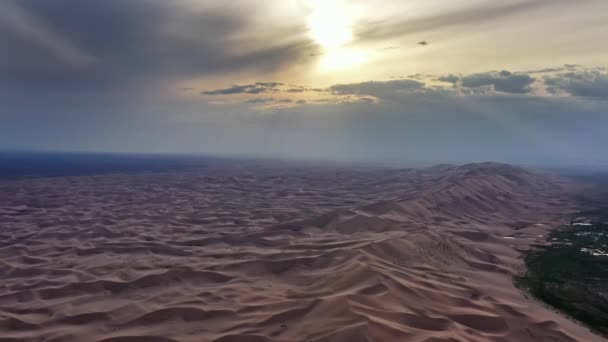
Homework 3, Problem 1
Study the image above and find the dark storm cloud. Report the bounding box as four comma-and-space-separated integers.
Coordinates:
355, 1, 565, 43
0, 0, 311, 90
545, 71, 608, 99
460, 71, 535, 94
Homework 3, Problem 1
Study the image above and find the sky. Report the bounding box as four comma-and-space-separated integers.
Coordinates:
1, 0, 608, 165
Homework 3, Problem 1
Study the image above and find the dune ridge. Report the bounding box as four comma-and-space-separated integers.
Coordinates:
0, 162, 603, 341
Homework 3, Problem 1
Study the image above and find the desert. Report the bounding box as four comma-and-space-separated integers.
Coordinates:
1, 159, 605, 341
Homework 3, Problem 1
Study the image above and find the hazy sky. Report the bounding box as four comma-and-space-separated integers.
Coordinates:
1, 0, 608, 165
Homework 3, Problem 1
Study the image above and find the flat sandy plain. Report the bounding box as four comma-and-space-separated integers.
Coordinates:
0, 160, 604, 341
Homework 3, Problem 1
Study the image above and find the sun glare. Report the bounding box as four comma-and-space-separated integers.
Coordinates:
307, 0, 352, 49
320, 48, 367, 71
306, 0, 367, 71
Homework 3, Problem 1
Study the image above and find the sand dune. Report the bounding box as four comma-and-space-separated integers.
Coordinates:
0, 162, 604, 341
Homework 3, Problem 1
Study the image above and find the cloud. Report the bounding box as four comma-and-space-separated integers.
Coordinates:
0, 0, 312, 90
203, 83, 328, 97
527, 67, 564, 74
460, 71, 535, 94
438, 75, 459, 84
0, 1, 97, 67
330, 79, 425, 97
325, 72, 536, 100
355, 1, 566, 43
245, 97, 277, 104
244, 97, 293, 106
202, 83, 283, 95
545, 71, 608, 99
203, 69, 608, 106
255, 82, 285, 87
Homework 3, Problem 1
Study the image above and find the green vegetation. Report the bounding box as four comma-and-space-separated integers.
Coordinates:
517, 210, 608, 336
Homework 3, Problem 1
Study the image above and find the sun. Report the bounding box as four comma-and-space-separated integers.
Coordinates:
305, 0, 367, 71
307, 0, 353, 49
